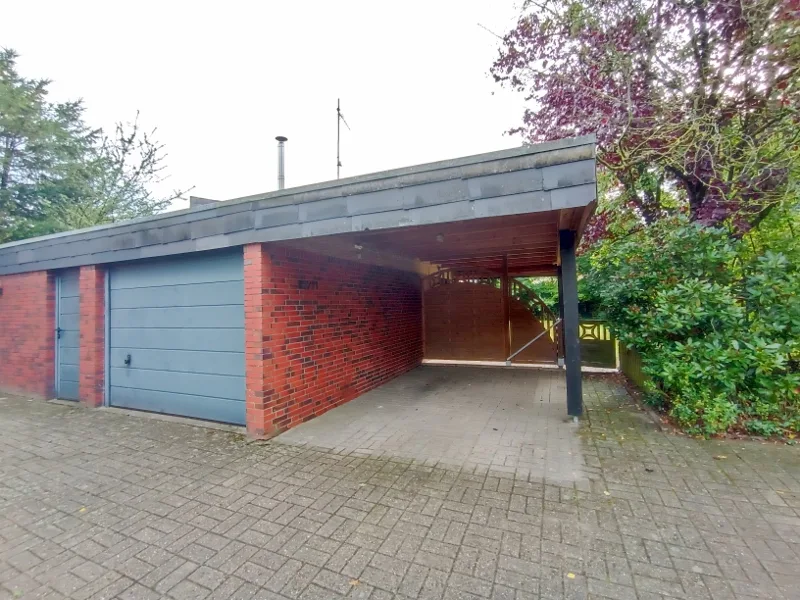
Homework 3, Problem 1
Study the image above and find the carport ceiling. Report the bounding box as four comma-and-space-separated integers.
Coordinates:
290, 207, 589, 276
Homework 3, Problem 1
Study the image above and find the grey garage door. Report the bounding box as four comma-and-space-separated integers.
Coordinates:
108, 250, 246, 425
55, 269, 80, 400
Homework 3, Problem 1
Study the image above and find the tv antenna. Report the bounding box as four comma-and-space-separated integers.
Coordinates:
337, 98, 351, 179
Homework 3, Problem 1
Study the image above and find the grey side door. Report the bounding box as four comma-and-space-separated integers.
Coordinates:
108, 250, 245, 425
55, 269, 80, 400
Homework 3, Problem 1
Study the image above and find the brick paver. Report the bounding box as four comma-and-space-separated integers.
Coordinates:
1, 367, 799, 599
279, 367, 584, 484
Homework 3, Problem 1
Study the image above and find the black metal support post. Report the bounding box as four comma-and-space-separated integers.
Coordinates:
559, 230, 583, 417
557, 266, 565, 366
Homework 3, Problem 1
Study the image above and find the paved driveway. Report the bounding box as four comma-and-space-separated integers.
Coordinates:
1, 367, 799, 600
279, 367, 584, 484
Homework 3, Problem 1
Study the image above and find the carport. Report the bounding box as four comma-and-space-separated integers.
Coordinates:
0, 135, 596, 437
276, 137, 596, 423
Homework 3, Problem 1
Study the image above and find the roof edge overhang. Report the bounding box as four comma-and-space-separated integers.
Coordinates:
0, 135, 596, 276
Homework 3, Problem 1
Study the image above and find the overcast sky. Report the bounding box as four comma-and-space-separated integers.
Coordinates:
1, 1, 525, 210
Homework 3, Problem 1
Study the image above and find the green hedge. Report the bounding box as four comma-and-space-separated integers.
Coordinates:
585, 217, 799, 436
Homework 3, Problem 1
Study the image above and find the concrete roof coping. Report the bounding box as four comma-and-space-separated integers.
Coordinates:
224, 134, 596, 204
0, 135, 595, 251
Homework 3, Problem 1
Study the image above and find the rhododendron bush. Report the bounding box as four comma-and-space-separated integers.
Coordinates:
493, 0, 800, 434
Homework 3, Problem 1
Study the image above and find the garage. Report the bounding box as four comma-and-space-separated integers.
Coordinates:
0, 135, 596, 435
107, 249, 245, 425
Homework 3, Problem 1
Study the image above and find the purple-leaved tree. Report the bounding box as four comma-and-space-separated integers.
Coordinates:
492, 0, 800, 236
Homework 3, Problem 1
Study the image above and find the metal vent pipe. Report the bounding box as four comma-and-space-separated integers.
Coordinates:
276, 136, 287, 190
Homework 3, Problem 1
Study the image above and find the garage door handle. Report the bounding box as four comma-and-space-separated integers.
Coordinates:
124, 354, 132, 366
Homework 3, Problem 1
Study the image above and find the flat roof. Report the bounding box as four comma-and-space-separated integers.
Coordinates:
0, 135, 596, 276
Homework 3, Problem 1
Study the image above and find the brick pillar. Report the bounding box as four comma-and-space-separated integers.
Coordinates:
244, 243, 278, 438
79, 265, 105, 407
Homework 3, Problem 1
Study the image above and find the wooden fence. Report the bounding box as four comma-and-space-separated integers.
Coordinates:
578, 320, 617, 368
540, 319, 618, 368
619, 344, 650, 388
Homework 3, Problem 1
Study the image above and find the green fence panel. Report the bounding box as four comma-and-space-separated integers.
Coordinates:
579, 320, 617, 368
619, 344, 650, 388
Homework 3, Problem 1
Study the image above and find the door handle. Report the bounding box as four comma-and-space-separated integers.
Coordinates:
124, 354, 132, 366
56, 327, 63, 339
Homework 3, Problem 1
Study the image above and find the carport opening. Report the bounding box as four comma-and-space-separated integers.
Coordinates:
280, 210, 588, 417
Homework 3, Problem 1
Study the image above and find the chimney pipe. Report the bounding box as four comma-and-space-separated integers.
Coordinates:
276, 136, 287, 190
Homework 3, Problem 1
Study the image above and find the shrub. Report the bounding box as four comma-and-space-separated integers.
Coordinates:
586, 216, 799, 435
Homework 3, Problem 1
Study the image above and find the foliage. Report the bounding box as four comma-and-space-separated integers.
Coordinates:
492, 0, 800, 233
519, 254, 602, 316
0, 48, 92, 241
519, 277, 560, 314
492, 1, 800, 435
45, 117, 179, 231
0, 49, 185, 243
585, 215, 800, 435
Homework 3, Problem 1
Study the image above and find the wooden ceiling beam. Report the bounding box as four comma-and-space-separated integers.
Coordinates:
366, 246, 553, 263
355, 213, 558, 241
357, 213, 555, 235
427, 253, 554, 265
420, 237, 556, 249
380, 224, 558, 244
363, 236, 554, 257
360, 226, 557, 249
379, 243, 554, 261
427, 246, 555, 257
436, 257, 555, 268
508, 267, 558, 276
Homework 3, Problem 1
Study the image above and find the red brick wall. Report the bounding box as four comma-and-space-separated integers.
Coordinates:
245, 244, 423, 437
79, 266, 105, 407
0, 271, 56, 398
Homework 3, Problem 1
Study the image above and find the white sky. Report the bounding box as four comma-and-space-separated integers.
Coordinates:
1, 0, 525, 210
